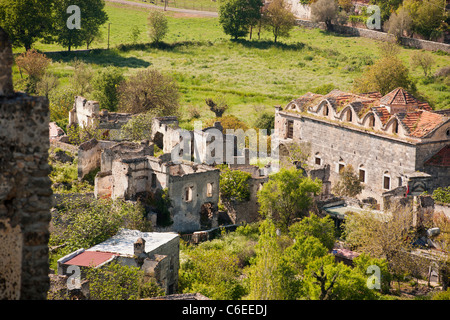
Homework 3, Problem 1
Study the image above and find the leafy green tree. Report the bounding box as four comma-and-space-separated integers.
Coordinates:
262, 0, 296, 43
403, 0, 447, 40
246, 219, 301, 299
370, 0, 403, 22
147, 10, 168, 44
432, 186, 450, 204
283, 235, 328, 274
254, 112, 275, 132
0, 0, 55, 50
86, 262, 164, 300
303, 255, 379, 300
353, 253, 392, 294
288, 214, 336, 251
120, 112, 155, 141
91, 66, 125, 112
219, 168, 252, 202
219, 0, 263, 40
257, 167, 322, 232
51, 0, 108, 51
353, 54, 415, 95
179, 243, 246, 299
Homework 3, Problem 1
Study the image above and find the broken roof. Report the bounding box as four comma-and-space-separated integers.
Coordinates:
87, 229, 179, 257
424, 145, 450, 167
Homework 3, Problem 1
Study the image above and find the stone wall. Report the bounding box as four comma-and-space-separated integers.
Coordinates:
277, 112, 420, 203
295, 19, 450, 53
0, 28, 52, 299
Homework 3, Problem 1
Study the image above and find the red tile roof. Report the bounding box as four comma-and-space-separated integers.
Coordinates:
408, 111, 445, 138
424, 145, 450, 167
63, 251, 118, 267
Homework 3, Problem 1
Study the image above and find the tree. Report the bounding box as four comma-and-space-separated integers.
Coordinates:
303, 254, 379, 300
246, 219, 301, 299
91, 66, 125, 112
86, 262, 164, 300
310, 0, 339, 31
219, 0, 263, 40
257, 167, 322, 231
51, 0, 108, 51
386, 6, 413, 42
353, 54, 415, 95
369, 0, 403, 22
118, 68, 180, 116
147, 10, 168, 44
0, 0, 55, 50
410, 51, 435, 78
288, 215, 336, 251
120, 112, 155, 141
205, 95, 229, 117
15, 49, 51, 93
343, 205, 415, 280
71, 60, 94, 96
332, 164, 364, 198
262, 0, 296, 43
37, 72, 60, 99
338, 0, 353, 13
403, 0, 447, 40
219, 168, 252, 202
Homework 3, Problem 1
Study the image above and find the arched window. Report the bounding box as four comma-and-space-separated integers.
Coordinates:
383, 171, 391, 190
324, 105, 329, 116
392, 120, 399, 134
368, 115, 375, 128
346, 110, 352, 122
358, 165, 366, 183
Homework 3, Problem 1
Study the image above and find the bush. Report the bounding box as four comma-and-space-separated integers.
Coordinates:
91, 66, 124, 112
432, 186, 450, 204
15, 49, 51, 93
148, 10, 168, 44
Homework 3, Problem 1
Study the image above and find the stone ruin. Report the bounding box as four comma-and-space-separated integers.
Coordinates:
0, 28, 52, 299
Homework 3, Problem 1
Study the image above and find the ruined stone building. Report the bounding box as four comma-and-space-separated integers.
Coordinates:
275, 88, 450, 206
0, 28, 52, 299
68, 96, 132, 140
57, 229, 180, 294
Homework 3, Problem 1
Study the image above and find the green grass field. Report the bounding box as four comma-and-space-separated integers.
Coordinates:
12, 1, 450, 128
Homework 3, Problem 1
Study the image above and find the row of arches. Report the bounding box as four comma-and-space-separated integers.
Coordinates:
316, 101, 400, 135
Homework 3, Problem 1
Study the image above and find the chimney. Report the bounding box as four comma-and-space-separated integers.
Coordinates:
0, 27, 14, 97
134, 237, 146, 256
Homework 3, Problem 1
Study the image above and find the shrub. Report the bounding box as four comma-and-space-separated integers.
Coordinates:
15, 49, 51, 93
148, 10, 168, 44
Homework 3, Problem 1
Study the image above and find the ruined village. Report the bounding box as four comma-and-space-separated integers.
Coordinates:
1, 0, 450, 303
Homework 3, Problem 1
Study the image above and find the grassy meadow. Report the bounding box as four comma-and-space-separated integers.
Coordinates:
12, 1, 450, 128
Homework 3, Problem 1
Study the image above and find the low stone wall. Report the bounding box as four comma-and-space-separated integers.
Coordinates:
295, 19, 450, 53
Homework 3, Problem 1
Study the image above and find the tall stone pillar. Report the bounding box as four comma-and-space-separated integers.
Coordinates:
0, 27, 53, 299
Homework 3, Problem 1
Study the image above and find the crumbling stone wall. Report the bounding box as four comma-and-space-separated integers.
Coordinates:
0, 28, 52, 299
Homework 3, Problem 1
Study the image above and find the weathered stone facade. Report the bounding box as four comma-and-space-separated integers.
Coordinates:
0, 28, 52, 299
275, 88, 450, 205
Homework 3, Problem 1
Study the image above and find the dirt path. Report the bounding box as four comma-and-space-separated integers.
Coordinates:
105, 0, 219, 17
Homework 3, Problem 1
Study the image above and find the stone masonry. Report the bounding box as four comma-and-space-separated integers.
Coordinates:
0, 28, 52, 299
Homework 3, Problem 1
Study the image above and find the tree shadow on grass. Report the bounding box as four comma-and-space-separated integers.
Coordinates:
231, 38, 309, 51
46, 49, 152, 68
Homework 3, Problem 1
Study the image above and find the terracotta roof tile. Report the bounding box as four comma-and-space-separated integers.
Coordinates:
408, 111, 444, 138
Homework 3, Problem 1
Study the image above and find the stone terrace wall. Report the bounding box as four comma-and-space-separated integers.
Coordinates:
0, 28, 52, 299
295, 19, 450, 53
